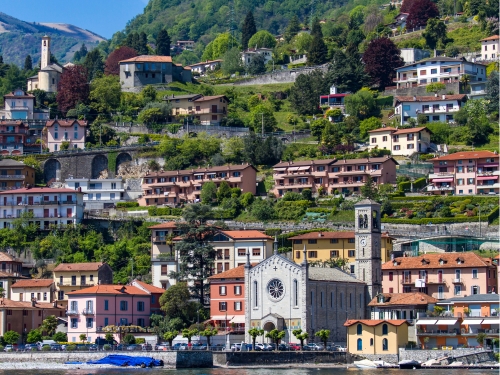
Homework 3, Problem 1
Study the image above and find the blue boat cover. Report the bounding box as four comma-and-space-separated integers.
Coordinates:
86, 355, 163, 367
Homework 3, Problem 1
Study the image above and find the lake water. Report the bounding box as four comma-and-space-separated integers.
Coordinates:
0, 368, 496, 375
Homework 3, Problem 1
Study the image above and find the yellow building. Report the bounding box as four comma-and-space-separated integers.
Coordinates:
344, 319, 409, 355
53, 262, 113, 304
289, 232, 393, 273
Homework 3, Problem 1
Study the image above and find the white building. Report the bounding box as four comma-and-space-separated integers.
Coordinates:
0, 89, 49, 121
65, 178, 127, 209
187, 60, 222, 74
0, 187, 84, 229
480, 35, 499, 61
10, 279, 55, 303
368, 126, 432, 156
400, 48, 430, 64
394, 94, 467, 125
241, 48, 273, 66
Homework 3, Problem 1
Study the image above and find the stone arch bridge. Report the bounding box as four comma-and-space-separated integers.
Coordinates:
42, 148, 138, 183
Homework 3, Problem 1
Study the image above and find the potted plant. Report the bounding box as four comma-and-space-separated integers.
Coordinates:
463, 307, 470, 317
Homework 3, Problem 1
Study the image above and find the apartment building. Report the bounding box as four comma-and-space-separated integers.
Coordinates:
393, 95, 467, 126
163, 94, 228, 126
0, 120, 41, 155
130, 279, 165, 315
0, 89, 49, 121
139, 164, 257, 206
368, 126, 432, 156
0, 252, 26, 299
65, 178, 127, 209
381, 252, 498, 300
53, 262, 113, 304
368, 292, 436, 321
427, 150, 499, 195
66, 285, 151, 344
45, 120, 87, 152
0, 159, 35, 191
480, 35, 499, 61
207, 264, 246, 333
0, 187, 84, 229
149, 222, 180, 289
289, 231, 394, 274
271, 156, 398, 197
394, 57, 487, 89
11, 279, 55, 303
212, 230, 273, 274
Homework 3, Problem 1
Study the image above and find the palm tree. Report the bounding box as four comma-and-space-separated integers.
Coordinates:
460, 74, 470, 94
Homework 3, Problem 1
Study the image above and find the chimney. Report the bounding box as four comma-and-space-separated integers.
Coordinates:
31, 298, 36, 307
318, 232, 322, 237
442, 94, 446, 100
53, 300, 58, 308
413, 96, 416, 101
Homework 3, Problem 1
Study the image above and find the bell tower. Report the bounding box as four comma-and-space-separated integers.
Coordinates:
355, 199, 382, 314
41, 35, 51, 69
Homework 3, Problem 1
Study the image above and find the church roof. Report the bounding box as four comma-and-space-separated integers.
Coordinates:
308, 267, 365, 284
344, 319, 408, 327
40, 63, 64, 73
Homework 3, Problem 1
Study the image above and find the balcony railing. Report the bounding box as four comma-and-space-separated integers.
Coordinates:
82, 309, 94, 315
151, 254, 176, 262
453, 278, 463, 283
0, 175, 25, 180
66, 310, 79, 316
401, 278, 412, 284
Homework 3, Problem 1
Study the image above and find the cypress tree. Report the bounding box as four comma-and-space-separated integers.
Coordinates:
156, 29, 171, 56
83, 49, 104, 81
24, 55, 32, 71
284, 15, 301, 43
241, 11, 257, 50
307, 18, 328, 65
139, 32, 149, 55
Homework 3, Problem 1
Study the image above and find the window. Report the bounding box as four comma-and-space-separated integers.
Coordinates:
330, 239, 339, 244
137, 301, 145, 311
389, 272, 393, 281
350, 265, 355, 274
348, 250, 355, 257
161, 265, 168, 275
308, 251, 317, 258
71, 318, 77, 329
58, 291, 64, 300
472, 269, 478, 279
454, 285, 461, 296
308, 239, 317, 244
293, 280, 298, 307
370, 338, 374, 346
86, 318, 93, 328
357, 324, 362, 335
219, 302, 227, 311
382, 136, 387, 141
252, 248, 261, 256
219, 286, 227, 295
254, 281, 258, 307
431, 69, 437, 74
371, 138, 376, 143
234, 301, 242, 311
382, 324, 388, 335
348, 239, 355, 244
408, 144, 414, 149
295, 251, 301, 259
104, 300, 109, 311
43, 292, 47, 301
120, 301, 128, 311
394, 145, 401, 151
471, 285, 479, 295
382, 338, 388, 351
330, 250, 339, 257
234, 286, 242, 295
237, 248, 246, 256
137, 318, 145, 327
71, 276, 76, 286
357, 338, 362, 351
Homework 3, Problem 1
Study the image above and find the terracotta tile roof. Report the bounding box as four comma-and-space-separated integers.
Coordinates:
273, 159, 336, 168
0, 187, 82, 195
332, 156, 398, 165
368, 292, 437, 307
119, 55, 173, 63
208, 264, 248, 279
187, 60, 223, 67
12, 279, 54, 288
0, 120, 27, 126
481, 35, 500, 41
53, 262, 106, 272
0, 253, 18, 262
430, 150, 499, 161
148, 222, 178, 229
66, 285, 149, 296
393, 127, 430, 135
0, 298, 65, 309
219, 230, 273, 240
193, 95, 227, 102
289, 231, 393, 240
4, 90, 34, 98
344, 319, 408, 327
0, 271, 26, 278
382, 252, 494, 270
368, 127, 398, 133
132, 280, 165, 294
395, 94, 467, 102
46, 120, 87, 127
143, 164, 257, 178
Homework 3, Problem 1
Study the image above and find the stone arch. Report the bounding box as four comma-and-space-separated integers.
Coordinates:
11, 150, 21, 155
115, 152, 132, 173
91, 154, 108, 179
263, 321, 275, 332
44, 158, 61, 183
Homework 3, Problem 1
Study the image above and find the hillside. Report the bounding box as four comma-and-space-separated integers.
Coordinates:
0, 12, 105, 66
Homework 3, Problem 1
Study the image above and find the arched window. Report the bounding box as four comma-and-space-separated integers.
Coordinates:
357, 338, 362, 351
370, 338, 374, 346
293, 279, 298, 307
363, 214, 368, 228
373, 210, 379, 229
382, 324, 388, 335
382, 338, 388, 351
254, 281, 258, 307
356, 324, 362, 335
358, 214, 364, 228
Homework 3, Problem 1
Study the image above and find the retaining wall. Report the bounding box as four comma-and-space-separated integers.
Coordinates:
213, 351, 351, 366
398, 348, 492, 363
384, 82, 461, 97
360, 353, 399, 363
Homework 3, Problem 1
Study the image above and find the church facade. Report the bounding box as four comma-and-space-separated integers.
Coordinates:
244, 199, 382, 344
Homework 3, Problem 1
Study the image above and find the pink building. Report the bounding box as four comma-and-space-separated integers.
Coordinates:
45, 120, 87, 152
66, 285, 150, 344
382, 252, 498, 301
428, 151, 499, 195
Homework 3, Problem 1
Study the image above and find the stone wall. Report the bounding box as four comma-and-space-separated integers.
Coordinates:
213, 351, 351, 366
398, 348, 492, 363
233, 66, 328, 86
384, 82, 461, 97
360, 353, 399, 363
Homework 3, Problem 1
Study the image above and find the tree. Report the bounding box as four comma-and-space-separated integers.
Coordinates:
41, 315, 58, 336
56, 65, 89, 114
52, 332, 67, 342
265, 329, 286, 348
311, 118, 329, 141
26, 329, 42, 344
201, 181, 217, 204
247, 54, 266, 75
3, 331, 19, 345
249, 104, 277, 133
73, 43, 88, 62
89, 74, 121, 114
292, 33, 313, 54
242, 134, 283, 165
83, 49, 105, 81
156, 29, 171, 56
24, 55, 32, 71
104, 46, 137, 75
122, 333, 135, 344
345, 90, 378, 120
315, 329, 330, 349
285, 16, 301, 43
217, 181, 231, 203
426, 82, 446, 95
141, 85, 157, 104
182, 328, 198, 344
221, 48, 244, 75
406, 0, 440, 29
200, 326, 218, 348
202, 33, 239, 61
182, 204, 212, 225
359, 117, 382, 138
485, 71, 499, 113
248, 328, 264, 350
79, 333, 87, 343
361, 176, 378, 200
292, 329, 309, 349
105, 332, 114, 342
163, 331, 177, 347
138, 102, 171, 125
159, 282, 192, 319
289, 69, 329, 115
476, 332, 487, 347
241, 11, 257, 50
423, 19, 450, 56
327, 49, 369, 93
248, 31, 276, 49
139, 32, 149, 55
308, 18, 328, 66
362, 37, 403, 89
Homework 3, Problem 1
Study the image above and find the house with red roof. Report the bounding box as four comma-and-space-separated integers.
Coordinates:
10, 278, 55, 303
45, 119, 87, 152
368, 125, 432, 156
427, 150, 499, 195
480, 35, 499, 61
163, 94, 229, 126
131, 279, 165, 314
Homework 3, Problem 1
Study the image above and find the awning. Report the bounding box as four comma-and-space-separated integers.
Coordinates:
461, 319, 483, 325
274, 168, 286, 171
416, 320, 437, 325
478, 164, 499, 167
298, 166, 311, 170
477, 176, 498, 180
209, 315, 230, 321
481, 318, 500, 325
230, 316, 245, 324
432, 178, 454, 182
288, 167, 299, 171
194, 173, 205, 176
436, 319, 457, 325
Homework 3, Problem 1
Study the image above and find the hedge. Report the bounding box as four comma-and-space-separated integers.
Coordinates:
277, 200, 313, 208
381, 216, 484, 224
391, 196, 498, 203
117, 202, 139, 208
397, 181, 411, 192
413, 177, 427, 189
375, 96, 393, 108
148, 207, 182, 216
306, 207, 332, 213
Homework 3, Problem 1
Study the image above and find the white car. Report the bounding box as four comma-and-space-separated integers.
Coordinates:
3, 345, 14, 352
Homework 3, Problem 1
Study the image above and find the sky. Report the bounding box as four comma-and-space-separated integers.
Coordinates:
1, 0, 148, 39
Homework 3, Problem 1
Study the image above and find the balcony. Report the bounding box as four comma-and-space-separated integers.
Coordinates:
58, 282, 78, 287
401, 278, 412, 285
427, 185, 454, 192
66, 310, 79, 316
417, 330, 458, 336
429, 172, 454, 179
432, 292, 446, 299
82, 309, 94, 315
477, 170, 499, 176
151, 254, 176, 262
0, 175, 25, 180
152, 236, 167, 243
453, 278, 463, 283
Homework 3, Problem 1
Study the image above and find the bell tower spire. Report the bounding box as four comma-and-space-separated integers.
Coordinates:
41, 35, 51, 69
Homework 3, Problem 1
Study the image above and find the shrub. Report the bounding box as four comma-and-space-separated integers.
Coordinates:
397, 181, 411, 192
123, 334, 136, 344
136, 338, 145, 344
148, 207, 171, 216
116, 202, 139, 208
171, 208, 182, 216
41, 345, 51, 351
0, 345, 4, 351
413, 177, 427, 189
66, 345, 76, 351
103, 344, 111, 351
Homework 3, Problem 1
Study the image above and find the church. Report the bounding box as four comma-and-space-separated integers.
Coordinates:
244, 199, 382, 344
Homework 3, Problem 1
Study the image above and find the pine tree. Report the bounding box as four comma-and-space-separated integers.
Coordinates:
24, 55, 32, 71
83, 49, 104, 81
139, 32, 149, 55
307, 18, 328, 65
284, 15, 301, 43
156, 29, 171, 56
241, 11, 257, 50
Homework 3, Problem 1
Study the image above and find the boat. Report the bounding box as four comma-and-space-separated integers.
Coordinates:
86, 355, 164, 367
399, 359, 422, 369
354, 359, 379, 369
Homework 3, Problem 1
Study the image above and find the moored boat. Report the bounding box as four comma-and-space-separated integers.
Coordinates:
399, 359, 422, 369
354, 359, 379, 369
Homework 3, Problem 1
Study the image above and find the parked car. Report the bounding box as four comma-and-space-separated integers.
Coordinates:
3, 345, 14, 352
156, 344, 169, 351
329, 345, 346, 352
192, 343, 207, 350
115, 344, 126, 351
278, 343, 290, 351
303, 343, 323, 351
254, 343, 265, 351
126, 344, 141, 351
263, 343, 275, 351
50, 344, 62, 351
230, 343, 242, 351
88, 345, 98, 351
172, 343, 188, 351
24, 344, 36, 352
141, 344, 153, 351
288, 343, 301, 351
